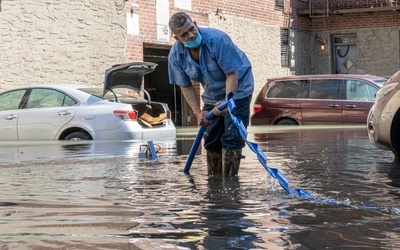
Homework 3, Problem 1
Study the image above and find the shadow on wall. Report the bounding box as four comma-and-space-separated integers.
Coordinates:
0, 0, 2, 12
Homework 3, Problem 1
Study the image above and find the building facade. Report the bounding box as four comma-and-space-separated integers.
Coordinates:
0, 0, 399, 126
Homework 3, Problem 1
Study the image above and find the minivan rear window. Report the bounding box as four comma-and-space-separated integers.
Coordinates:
266, 80, 304, 98
309, 79, 341, 99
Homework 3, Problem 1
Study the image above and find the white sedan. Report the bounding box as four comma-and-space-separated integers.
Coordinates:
0, 62, 176, 140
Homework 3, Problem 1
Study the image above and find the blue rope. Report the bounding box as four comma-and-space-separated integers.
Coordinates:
227, 97, 314, 199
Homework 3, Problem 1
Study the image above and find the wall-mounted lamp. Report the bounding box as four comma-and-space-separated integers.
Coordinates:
318, 38, 327, 51
320, 40, 326, 51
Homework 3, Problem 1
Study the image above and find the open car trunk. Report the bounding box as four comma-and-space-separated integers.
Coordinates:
103, 62, 171, 128
123, 99, 169, 128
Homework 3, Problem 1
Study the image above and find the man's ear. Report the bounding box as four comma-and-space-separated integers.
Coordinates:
173, 35, 184, 43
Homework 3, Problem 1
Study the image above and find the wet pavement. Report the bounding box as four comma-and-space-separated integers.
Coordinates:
0, 125, 399, 249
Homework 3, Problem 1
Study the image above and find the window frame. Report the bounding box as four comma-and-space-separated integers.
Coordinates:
275, 0, 284, 11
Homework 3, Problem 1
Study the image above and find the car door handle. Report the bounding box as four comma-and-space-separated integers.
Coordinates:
345, 105, 357, 109
4, 114, 17, 120
328, 104, 340, 108
58, 110, 71, 116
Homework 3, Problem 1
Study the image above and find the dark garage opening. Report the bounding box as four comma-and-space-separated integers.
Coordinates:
143, 45, 184, 126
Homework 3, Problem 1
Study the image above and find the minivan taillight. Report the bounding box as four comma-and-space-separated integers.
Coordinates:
253, 104, 262, 113
113, 110, 137, 120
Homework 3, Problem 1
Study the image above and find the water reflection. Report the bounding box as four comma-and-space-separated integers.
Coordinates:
252, 129, 393, 203
251, 128, 399, 249
198, 176, 259, 249
0, 127, 400, 249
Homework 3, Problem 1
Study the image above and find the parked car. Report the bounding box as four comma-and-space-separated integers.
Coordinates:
0, 62, 176, 140
367, 70, 400, 162
250, 74, 386, 125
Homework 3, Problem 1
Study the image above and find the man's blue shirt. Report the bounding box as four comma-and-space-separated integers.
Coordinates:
168, 27, 254, 104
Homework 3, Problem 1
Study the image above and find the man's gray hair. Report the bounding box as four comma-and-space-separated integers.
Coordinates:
169, 12, 192, 31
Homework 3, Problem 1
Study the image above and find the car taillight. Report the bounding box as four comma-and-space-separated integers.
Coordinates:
113, 110, 137, 120
253, 104, 262, 113
166, 110, 172, 119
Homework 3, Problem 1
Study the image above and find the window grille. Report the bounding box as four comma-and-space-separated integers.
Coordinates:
281, 29, 290, 68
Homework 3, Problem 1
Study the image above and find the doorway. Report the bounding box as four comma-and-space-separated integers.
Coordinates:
143, 45, 184, 126
333, 35, 357, 74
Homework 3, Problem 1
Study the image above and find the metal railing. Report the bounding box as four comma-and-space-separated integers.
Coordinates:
299, 0, 400, 17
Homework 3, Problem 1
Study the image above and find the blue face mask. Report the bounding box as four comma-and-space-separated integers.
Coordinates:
184, 33, 202, 48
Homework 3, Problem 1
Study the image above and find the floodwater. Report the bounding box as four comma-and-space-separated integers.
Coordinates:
0, 125, 399, 249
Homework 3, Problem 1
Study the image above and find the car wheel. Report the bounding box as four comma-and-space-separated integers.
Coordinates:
276, 118, 298, 125
65, 132, 92, 140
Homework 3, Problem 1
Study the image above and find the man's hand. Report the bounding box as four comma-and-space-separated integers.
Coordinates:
212, 101, 228, 116
196, 110, 211, 127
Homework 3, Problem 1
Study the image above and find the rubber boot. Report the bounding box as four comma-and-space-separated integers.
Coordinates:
222, 148, 242, 177
206, 149, 222, 175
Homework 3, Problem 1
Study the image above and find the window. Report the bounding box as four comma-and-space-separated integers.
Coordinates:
267, 80, 304, 98
281, 29, 290, 68
309, 79, 341, 99
276, 0, 284, 11
25, 89, 77, 108
0, 90, 26, 111
346, 80, 378, 101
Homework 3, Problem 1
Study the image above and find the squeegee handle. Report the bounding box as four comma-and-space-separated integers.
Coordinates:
204, 101, 228, 120
183, 101, 228, 174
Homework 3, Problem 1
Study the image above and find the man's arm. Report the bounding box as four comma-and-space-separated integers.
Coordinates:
213, 71, 238, 116
225, 71, 238, 97
180, 84, 210, 126
180, 84, 201, 115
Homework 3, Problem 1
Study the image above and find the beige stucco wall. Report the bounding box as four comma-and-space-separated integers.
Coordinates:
0, 0, 127, 91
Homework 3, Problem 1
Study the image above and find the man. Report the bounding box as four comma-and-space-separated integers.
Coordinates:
168, 12, 254, 177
